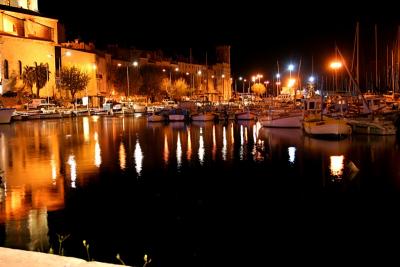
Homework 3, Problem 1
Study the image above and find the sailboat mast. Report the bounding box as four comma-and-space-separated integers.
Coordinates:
375, 24, 378, 91
356, 22, 360, 88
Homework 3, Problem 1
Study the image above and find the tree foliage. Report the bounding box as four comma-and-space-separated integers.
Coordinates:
174, 78, 189, 97
251, 83, 266, 96
22, 66, 35, 94
22, 62, 50, 97
34, 62, 49, 97
60, 66, 90, 100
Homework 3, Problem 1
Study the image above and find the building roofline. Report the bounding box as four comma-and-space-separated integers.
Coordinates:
0, 4, 58, 21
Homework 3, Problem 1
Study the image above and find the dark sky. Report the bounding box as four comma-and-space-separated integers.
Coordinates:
39, 0, 400, 81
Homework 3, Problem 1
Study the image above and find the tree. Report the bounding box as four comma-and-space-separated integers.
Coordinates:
139, 65, 160, 100
21, 63, 50, 97
161, 78, 173, 98
33, 62, 50, 97
60, 66, 90, 101
174, 78, 189, 99
251, 83, 266, 96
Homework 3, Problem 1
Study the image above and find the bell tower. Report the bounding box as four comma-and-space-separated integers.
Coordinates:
0, 0, 39, 12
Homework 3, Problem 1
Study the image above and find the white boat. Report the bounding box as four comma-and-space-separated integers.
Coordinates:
235, 110, 256, 120
0, 108, 15, 124
191, 112, 215, 121
259, 111, 302, 128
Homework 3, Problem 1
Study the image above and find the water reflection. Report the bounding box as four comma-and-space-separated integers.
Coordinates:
222, 126, 227, 161
119, 142, 126, 170
94, 132, 102, 167
288, 147, 296, 164
187, 127, 192, 161
0, 117, 399, 262
198, 128, 205, 165
330, 155, 344, 179
83, 117, 90, 142
164, 134, 169, 165
134, 138, 143, 176
68, 155, 77, 188
176, 133, 182, 169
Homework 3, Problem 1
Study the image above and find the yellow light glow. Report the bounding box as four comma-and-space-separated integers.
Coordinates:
287, 78, 296, 88
83, 117, 89, 142
231, 122, 234, 144
94, 132, 101, 168
119, 142, 126, 170
330, 155, 344, 177
330, 61, 342, 69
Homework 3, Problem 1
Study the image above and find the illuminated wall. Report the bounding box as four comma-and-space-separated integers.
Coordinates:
61, 48, 108, 101
0, 35, 56, 96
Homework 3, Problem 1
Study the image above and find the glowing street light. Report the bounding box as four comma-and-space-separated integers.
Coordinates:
308, 76, 315, 83
288, 64, 294, 79
330, 60, 343, 90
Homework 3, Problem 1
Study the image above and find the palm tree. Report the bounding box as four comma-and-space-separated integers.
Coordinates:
22, 66, 35, 95
34, 62, 49, 97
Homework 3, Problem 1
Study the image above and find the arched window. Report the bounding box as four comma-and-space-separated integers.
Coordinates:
18, 60, 22, 77
4, 60, 9, 79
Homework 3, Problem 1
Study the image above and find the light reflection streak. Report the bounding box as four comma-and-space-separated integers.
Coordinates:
231, 122, 234, 144
212, 125, 216, 160
187, 127, 192, 161
164, 134, 169, 165
176, 133, 182, 169
134, 138, 144, 176
83, 117, 89, 142
119, 142, 126, 170
240, 125, 244, 145
222, 126, 227, 161
67, 155, 76, 188
94, 132, 101, 167
288, 147, 296, 164
330, 155, 344, 178
198, 127, 204, 165
50, 156, 56, 185
245, 127, 248, 143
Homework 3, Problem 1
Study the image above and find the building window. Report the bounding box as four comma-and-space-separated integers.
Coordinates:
4, 60, 9, 79
18, 60, 22, 77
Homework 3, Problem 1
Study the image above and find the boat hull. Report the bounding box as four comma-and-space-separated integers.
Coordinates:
303, 118, 352, 138
0, 108, 16, 123
259, 114, 302, 128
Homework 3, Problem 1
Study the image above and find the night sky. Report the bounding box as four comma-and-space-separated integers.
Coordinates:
39, 0, 400, 80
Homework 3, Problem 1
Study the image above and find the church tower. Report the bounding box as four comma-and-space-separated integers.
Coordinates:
0, 0, 39, 12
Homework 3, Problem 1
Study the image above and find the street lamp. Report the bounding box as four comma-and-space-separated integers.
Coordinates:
330, 61, 342, 90
288, 64, 294, 79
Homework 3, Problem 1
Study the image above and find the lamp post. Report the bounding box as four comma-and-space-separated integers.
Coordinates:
276, 73, 281, 96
